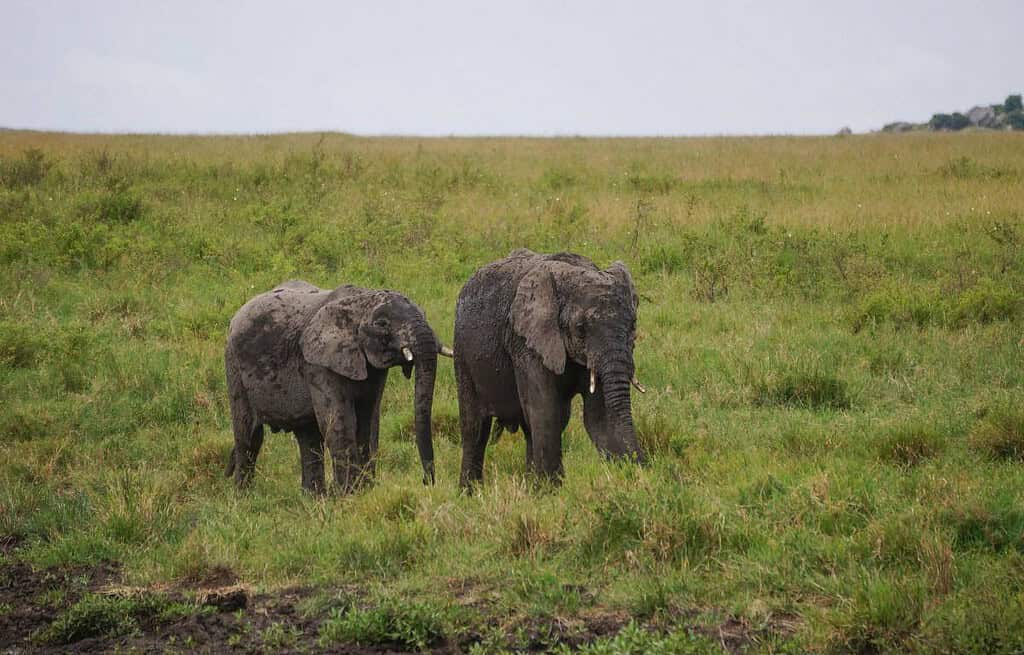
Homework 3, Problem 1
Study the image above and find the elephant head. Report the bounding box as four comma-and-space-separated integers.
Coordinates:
301, 290, 450, 483
510, 259, 646, 462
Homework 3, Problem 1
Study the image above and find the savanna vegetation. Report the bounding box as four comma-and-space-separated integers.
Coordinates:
1, 130, 1023, 653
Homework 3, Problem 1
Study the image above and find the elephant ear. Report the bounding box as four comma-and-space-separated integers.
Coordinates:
301, 298, 368, 381
607, 261, 638, 310
510, 267, 565, 374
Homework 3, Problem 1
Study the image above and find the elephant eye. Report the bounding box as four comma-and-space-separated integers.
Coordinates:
373, 317, 389, 329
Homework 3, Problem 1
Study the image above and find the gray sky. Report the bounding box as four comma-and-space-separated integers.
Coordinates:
2, 0, 1020, 135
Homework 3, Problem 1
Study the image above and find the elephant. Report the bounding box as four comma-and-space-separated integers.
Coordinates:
224, 280, 452, 494
453, 249, 646, 488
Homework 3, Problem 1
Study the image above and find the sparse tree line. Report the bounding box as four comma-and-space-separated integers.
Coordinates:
883, 93, 1024, 132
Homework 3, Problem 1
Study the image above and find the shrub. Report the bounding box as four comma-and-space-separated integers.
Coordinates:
1005, 94, 1023, 113
969, 405, 1024, 461
640, 244, 685, 274
754, 370, 850, 410
0, 320, 47, 368
555, 621, 718, 655
953, 278, 1020, 324
33, 592, 189, 645
930, 113, 969, 131
95, 185, 145, 223
0, 148, 51, 188
942, 497, 1024, 552
832, 574, 925, 653
318, 598, 450, 650
539, 167, 577, 191
876, 423, 946, 466
625, 167, 677, 195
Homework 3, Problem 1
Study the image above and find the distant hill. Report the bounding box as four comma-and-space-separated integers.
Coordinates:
882, 93, 1023, 133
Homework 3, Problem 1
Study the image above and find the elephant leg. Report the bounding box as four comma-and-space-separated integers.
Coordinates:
457, 387, 491, 489
226, 354, 263, 487
323, 409, 359, 494
307, 367, 361, 494
522, 423, 535, 472
234, 421, 264, 488
354, 388, 383, 488
515, 369, 571, 482
295, 427, 326, 495
227, 385, 264, 488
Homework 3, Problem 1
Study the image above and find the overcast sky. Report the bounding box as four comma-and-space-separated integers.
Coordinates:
2, 1, 1020, 136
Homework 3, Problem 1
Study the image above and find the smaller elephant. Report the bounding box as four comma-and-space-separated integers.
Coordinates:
224, 280, 452, 494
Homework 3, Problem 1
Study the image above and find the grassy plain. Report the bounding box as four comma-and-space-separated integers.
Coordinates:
1, 130, 1023, 653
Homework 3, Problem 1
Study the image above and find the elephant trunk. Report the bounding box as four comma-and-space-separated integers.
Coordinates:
597, 353, 646, 463
411, 323, 438, 484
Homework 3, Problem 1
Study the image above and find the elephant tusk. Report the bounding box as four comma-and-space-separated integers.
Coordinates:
439, 345, 454, 358
631, 375, 647, 394
402, 347, 414, 362
589, 369, 596, 394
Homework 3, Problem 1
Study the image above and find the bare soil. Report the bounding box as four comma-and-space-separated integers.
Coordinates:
1, 536, 780, 653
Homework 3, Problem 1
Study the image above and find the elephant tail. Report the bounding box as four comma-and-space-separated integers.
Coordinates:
224, 446, 236, 477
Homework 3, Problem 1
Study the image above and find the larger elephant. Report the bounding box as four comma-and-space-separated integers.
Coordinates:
224, 280, 451, 494
454, 249, 646, 487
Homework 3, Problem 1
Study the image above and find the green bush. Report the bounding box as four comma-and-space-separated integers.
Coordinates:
832, 574, 925, 653
539, 167, 578, 191
876, 423, 946, 466
930, 113, 970, 131
318, 597, 450, 650
33, 592, 190, 645
0, 320, 47, 368
754, 369, 850, 410
970, 405, 1024, 461
556, 621, 719, 655
953, 278, 1021, 324
942, 497, 1024, 553
0, 149, 52, 188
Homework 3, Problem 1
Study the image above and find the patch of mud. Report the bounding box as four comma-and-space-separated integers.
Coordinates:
0, 557, 121, 652
0, 558, 796, 654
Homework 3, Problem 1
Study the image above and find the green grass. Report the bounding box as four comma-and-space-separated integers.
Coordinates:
1, 130, 1024, 652
32, 591, 192, 645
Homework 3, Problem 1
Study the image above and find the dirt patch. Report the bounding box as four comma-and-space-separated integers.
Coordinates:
1, 558, 796, 653
0, 556, 124, 652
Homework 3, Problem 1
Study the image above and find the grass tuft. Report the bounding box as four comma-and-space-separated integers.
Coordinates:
876, 422, 946, 466
33, 592, 191, 645
318, 597, 452, 650
970, 405, 1024, 461
754, 370, 850, 410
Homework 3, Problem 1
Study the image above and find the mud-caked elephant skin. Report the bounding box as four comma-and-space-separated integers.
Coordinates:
224, 280, 450, 494
454, 249, 646, 488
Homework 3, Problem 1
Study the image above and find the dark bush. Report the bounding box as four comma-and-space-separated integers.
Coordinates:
930, 113, 969, 131
0, 149, 52, 188
754, 371, 850, 410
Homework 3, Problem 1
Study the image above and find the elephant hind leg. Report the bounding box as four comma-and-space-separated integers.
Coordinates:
459, 412, 492, 490
231, 409, 264, 489
295, 427, 326, 495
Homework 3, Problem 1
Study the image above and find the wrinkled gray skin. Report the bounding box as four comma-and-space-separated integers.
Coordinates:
224, 280, 444, 494
454, 249, 645, 488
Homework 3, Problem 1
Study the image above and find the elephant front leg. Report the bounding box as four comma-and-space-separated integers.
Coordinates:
354, 383, 385, 485
295, 428, 326, 495
307, 367, 363, 495
514, 367, 571, 482
322, 410, 362, 494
